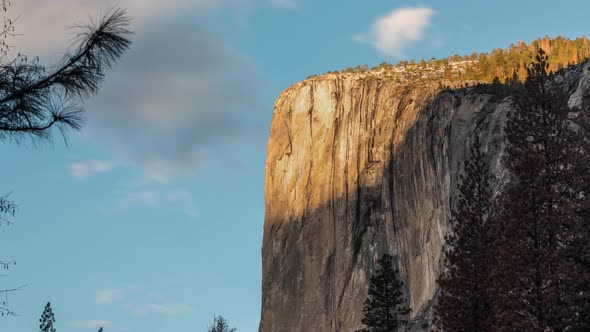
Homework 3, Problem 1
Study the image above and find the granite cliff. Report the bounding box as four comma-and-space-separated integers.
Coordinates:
260, 61, 590, 332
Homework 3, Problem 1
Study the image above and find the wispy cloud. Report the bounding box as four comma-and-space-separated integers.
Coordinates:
97, 285, 193, 317
354, 6, 435, 58
96, 289, 124, 303
117, 189, 198, 218
269, 0, 298, 10
69, 160, 116, 180
124, 302, 193, 317
119, 189, 199, 219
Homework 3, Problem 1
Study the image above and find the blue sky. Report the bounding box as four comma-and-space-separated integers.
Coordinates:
0, 0, 588, 331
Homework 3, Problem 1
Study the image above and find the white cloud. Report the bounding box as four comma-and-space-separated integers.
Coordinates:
269, 0, 298, 10
71, 320, 113, 329
69, 160, 116, 180
96, 289, 124, 303
10, 0, 250, 56
354, 6, 435, 58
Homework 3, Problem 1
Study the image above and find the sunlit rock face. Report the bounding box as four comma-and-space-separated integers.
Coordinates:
260, 62, 590, 332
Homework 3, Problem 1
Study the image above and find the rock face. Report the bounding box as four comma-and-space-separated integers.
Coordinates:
260, 63, 590, 332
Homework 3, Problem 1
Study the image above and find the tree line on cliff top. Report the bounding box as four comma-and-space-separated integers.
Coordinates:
322, 36, 590, 84
433, 49, 590, 331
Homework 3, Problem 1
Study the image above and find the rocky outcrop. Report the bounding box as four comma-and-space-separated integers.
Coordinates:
260, 63, 590, 332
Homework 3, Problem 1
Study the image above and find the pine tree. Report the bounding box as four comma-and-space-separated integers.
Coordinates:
433, 135, 494, 331
207, 315, 236, 332
357, 254, 410, 332
39, 302, 56, 332
492, 48, 582, 330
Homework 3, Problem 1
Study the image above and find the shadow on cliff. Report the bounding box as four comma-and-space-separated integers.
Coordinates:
259, 74, 570, 332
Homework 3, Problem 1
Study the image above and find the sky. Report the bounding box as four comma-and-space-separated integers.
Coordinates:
0, 0, 588, 331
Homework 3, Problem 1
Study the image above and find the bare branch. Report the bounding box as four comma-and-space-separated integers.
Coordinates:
0, 284, 25, 316
0, 192, 15, 226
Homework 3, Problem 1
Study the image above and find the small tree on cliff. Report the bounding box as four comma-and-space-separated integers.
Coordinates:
357, 254, 410, 332
39, 302, 56, 332
491, 48, 583, 330
433, 135, 495, 331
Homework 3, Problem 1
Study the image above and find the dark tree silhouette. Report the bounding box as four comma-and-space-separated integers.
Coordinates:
492, 48, 582, 330
0, 4, 132, 316
207, 315, 236, 332
433, 135, 495, 331
357, 254, 410, 332
39, 302, 56, 332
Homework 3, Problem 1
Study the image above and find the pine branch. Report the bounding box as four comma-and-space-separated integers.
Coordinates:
0, 7, 132, 143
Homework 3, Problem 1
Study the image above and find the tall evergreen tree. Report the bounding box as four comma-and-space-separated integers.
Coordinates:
357, 254, 410, 332
39, 302, 56, 332
433, 135, 494, 332
492, 48, 582, 330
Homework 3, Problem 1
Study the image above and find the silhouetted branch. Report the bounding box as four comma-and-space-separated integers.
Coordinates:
0, 284, 25, 316
0, 0, 18, 61
0, 7, 132, 143
0, 192, 15, 225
